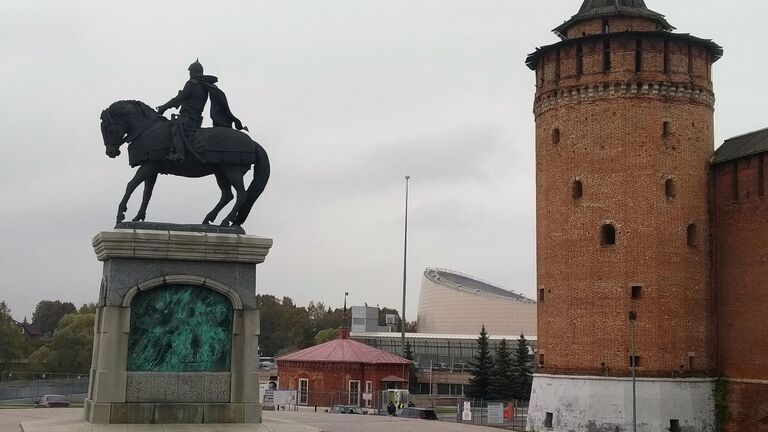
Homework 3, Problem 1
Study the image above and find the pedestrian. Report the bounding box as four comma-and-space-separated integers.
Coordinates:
387, 401, 397, 416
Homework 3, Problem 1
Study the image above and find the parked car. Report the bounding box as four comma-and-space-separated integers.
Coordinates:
330, 404, 368, 414
34, 395, 70, 408
395, 407, 438, 420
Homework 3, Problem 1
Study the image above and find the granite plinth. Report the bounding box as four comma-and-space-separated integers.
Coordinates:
87, 227, 269, 424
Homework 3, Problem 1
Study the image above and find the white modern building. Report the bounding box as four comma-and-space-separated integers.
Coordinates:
417, 268, 536, 337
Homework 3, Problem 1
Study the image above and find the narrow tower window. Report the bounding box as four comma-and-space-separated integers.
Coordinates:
555, 49, 561, 82
665, 178, 676, 199
539, 353, 545, 366
670, 420, 681, 432
631, 285, 643, 299
552, 128, 561, 145
600, 224, 616, 246
602, 18, 609, 34
663, 121, 672, 136
603, 38, 611, 72
539, 288, 545, 302
576, 42, 583, 77
629, 355, 641, 368
572, 179, 583, 199
759, 154, 765, 197
688, 42, 694, 74
545, 413, 554, 428
635, 40, 643, 72
663, 39, 671, 73
687, 223, 698, 247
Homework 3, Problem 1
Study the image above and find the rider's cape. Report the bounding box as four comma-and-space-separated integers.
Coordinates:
200, 76, 246, 131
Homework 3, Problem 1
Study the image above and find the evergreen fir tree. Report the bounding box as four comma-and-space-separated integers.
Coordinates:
404, 341, 419, 393
488, 338, 515, 401
512, 333, 533, 400
466, 325, 494, 400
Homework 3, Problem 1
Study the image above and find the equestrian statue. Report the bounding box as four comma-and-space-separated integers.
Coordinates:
99, 60, 269, 227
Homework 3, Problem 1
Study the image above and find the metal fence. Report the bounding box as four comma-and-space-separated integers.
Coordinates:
0, 372, 88, 405
457, 399, 529, 430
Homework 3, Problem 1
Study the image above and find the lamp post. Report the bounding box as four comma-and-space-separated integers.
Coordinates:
401, 176, 410, 356
629, 310, 637, 432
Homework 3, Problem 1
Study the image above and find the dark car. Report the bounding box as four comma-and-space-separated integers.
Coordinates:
34, 395, 70, 408
395, 407, 438, 420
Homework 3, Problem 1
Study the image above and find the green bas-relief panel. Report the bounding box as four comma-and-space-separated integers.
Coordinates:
128, 284, 232, 372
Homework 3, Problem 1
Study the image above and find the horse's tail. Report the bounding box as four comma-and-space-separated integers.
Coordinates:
233, 142, 270, 226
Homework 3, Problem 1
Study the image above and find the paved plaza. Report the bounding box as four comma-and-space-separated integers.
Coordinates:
0, 408, 504, 432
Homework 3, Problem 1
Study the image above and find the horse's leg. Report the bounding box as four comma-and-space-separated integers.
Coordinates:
203, 173, 234, 224
132, 170, 159, 222
116, 164, 154, 224
219, 166, 247, 227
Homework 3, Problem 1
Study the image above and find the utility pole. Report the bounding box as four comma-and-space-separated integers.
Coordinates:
629, 311, 637, 432
401, 175, 410, 356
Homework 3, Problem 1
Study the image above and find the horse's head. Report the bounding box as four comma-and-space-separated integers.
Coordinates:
100, 100, 158, 158
100, 108, 125, 158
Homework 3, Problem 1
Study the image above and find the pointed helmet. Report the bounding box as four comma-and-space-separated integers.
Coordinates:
188, 58, 204, 76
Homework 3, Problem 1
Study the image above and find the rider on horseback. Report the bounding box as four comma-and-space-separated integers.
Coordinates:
156, 59, 247, 163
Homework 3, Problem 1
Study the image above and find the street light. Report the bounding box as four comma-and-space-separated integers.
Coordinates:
401, 176, 410, 356
628, 310, 637, 432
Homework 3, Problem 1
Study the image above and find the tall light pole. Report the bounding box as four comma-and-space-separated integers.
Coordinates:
629, 310, 637, 432
401, 175, 410, 356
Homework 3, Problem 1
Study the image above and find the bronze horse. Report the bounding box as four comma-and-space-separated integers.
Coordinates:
100, 100, 270, 226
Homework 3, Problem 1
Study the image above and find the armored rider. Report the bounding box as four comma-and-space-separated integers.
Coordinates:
156, 59, 247, 162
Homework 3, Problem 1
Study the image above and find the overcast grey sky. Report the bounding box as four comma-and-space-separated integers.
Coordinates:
1, 1, 765, 321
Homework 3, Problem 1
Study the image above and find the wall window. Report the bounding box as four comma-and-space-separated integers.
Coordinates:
670, 420, 681, 432
364, 381, 373, 408
600, 224, 616, 246
552, 128, 561, 145
298, 378, 309, 405
602, 18, 609, 34
603, 38, 611, 72
687, 223, 698, 247
665, 178, 676, 199
539, 353, 545, 366
576, 42, 583, 77
663, 121, 672, 136
629, 355, 641, 368
348, 380, 361, 406
545, 412, 554, 428
539, 288, 545, 302
572, 179, 583, 199
631, 285, 643, 299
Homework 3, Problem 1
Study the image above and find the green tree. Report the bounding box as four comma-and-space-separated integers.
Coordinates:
488, 339, 514, 401
0, 302, 25, 363
314, 328, 339, 345
512, 334, 533, 400
403, 341, 419, 393
28, 313, 94, 373
466, 325, 493, 400
31, 300, 76, 337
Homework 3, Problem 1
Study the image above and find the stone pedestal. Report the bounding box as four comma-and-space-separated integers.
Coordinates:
84, 224, 272, 425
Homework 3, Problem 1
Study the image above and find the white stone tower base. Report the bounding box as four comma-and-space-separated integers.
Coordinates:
526, 374, 716, 432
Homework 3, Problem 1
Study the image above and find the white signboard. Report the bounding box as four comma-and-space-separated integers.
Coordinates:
362, 392, 372, 401
487, 402, 504, 425
273, 390, 297, 406
462, 402, 472, 421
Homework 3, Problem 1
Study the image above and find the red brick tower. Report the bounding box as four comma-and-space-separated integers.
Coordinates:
526, 1, 722, 430
711, 132, 768, 432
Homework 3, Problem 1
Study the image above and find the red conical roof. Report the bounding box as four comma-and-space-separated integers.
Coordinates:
276, 337, 411, 365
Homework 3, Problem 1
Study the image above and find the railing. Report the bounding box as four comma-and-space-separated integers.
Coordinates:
457, 398, 529, 430
0, 372, 88, 405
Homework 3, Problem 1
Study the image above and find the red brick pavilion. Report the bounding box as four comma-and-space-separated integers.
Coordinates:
276, 327, 411, 408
